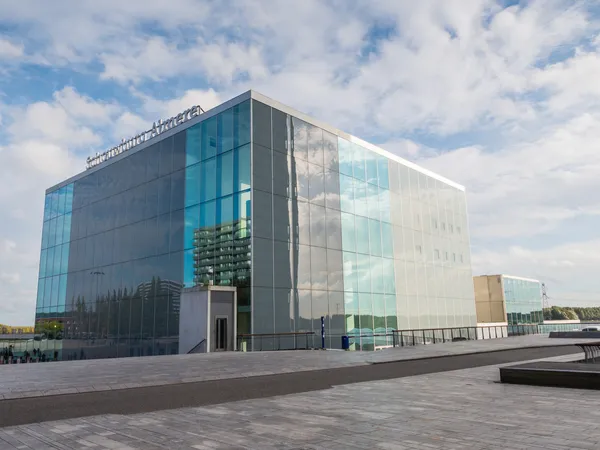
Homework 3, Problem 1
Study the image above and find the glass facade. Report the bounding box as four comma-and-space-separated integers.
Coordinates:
503, 276, 543, 325
250, 100, 475, 351
35, 91, 476, 359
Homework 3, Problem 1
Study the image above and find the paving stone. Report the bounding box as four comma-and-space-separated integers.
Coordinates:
0, 348, 594, 449
0, 335, 588, 401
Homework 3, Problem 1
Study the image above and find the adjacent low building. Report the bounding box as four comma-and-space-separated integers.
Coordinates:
474, 275, 543, 325
35, 90, 477, 360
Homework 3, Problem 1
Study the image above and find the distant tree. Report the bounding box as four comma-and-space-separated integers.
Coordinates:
544, 306, 600, 321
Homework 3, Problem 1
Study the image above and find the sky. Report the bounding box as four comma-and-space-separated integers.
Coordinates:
1, 0, 600, 325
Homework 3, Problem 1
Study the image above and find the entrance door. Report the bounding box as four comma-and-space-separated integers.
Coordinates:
215, 317, 228, 351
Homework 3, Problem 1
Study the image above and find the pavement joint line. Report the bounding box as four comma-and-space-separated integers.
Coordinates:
0, 343, 582, 403
0, 345, 581, 429
368, 343, 581, 365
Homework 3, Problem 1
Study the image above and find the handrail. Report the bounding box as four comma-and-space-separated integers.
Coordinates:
236, 332, 316, 351
237, 332, 315, 338
187, 338, 206, 354
576, 342, 600, 363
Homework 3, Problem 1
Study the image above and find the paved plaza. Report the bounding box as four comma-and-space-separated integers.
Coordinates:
0, 335, 593, 400
1, 351, 597, 450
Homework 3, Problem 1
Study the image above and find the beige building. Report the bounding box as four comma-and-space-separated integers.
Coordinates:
473, 275, 507, 324
473, 274, 543, 325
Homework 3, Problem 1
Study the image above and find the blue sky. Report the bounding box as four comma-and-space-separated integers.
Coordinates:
1, 0, 600, 324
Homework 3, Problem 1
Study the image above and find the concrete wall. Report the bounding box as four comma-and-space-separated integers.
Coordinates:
474, 275, 506, 324
179, 290, 208, 354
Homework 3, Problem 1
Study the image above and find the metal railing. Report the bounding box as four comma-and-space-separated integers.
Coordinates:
237, 332, 315, 351
577, 342, 600, 363
234, 324, 544, 352
187, 338, 206, 354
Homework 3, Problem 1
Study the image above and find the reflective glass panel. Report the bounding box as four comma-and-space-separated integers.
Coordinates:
201, 116, 217, 160
186, 123, 201, 167
218, 150, 234, 197
355, 216, 370, 255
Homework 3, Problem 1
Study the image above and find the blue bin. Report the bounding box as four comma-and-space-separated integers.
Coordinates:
341, 335, 350, 350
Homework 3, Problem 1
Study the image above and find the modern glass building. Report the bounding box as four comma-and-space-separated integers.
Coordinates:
35, 90, 476, 359
473, 274, 543, 325
503, 275, 543, 325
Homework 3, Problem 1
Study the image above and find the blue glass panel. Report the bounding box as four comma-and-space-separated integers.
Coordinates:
66, 183, 74, 213
185, 163, 201, 207
53, 244, 62, 276
341, 212, 355, 252
41, 221, 49, 249
43, 194, 51, 222
59, 186, 67, 216
381, 222, 394, 259
183, 248, 195, 287
58, 274, 67, 309
201, 116, 217, 160
366, 152, 378, 185
48, 218, 57, 248
49, 190, 58, 219
170, 168, 185, 212
353, 179, 368, 217
63, 212, 72, 243
357, 253, 371, 292
186, 123, 201, 167
55, 214, 64, 246
342, 251, 357, 292
234, 100, 251, 148
338, 138, 353, 177
234, 144, 251, 192
378, 156, 389, 189
39, 249, 47, 278
217, 195, 234, 225
184, 205, 200, 250
201, 158, 217, 201
42, 277, 51, 307
352, 144, 366, 181
61, 243, 70, 274
200, 200, 216, 228
36, 278, 44, 309
369, 219, 382, 256
234, 190, 251, 222
218, 151, 234, 197
367, 183, 380, 220
46, 246, 55, 277
339, 173, 354, 214
355, 216, 370, 255
51, 275, 59, 307
218, 108, 234, 154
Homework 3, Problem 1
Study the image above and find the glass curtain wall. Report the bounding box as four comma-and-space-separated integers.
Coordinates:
36, 101, 251, 360
249, 99, 476, 351
503, 277, 543, 324
35, 183, 74, 358
182, 100, 252, 335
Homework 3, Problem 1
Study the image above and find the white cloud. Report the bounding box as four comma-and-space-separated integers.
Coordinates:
0, 88, 122, 325
1, 0, 600, 323
0, 272, 20, 284
0, 38, 23, 58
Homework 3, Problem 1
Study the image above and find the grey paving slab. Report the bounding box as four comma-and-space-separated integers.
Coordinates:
0, 353, 594, 449
0, 335, 591, 401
